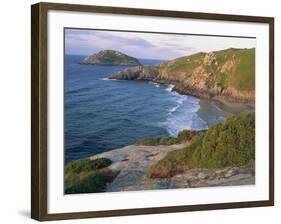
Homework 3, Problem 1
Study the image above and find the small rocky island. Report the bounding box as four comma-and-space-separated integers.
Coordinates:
81, 50, 142, 65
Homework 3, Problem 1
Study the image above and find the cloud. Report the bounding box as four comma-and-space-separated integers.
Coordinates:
65, 28, 256, 60
65, 29, 154, 52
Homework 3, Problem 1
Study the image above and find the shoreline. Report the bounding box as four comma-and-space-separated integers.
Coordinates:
212, 96, 255, 114
149, 79, 255, 115
170, 83, 254, 114
108, 75, 254, 115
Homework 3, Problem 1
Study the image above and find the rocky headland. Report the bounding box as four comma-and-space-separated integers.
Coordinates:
81, 50, 142, 65
109, 48, 255, 113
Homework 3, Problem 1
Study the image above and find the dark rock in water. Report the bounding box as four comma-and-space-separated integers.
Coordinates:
108, 65, 159, 80
81, 50, 142, 65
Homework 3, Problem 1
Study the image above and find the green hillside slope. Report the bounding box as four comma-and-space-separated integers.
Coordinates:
110, 48, 255, 103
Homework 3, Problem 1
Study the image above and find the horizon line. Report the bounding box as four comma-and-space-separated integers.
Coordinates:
64, 47, 255, 61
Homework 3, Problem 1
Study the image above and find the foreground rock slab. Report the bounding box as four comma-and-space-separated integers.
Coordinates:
90, 144, 255, 192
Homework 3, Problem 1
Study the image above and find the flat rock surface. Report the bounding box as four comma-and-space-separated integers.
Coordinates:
90, 144, 255, 192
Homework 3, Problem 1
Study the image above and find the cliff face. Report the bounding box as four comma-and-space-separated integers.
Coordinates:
81, 50, 142, 65
110, 48, 255, 103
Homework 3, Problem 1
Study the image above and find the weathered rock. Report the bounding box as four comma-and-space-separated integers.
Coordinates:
203, 52, 218, 66
224, 167, 239, 177
90, 144, 255, 192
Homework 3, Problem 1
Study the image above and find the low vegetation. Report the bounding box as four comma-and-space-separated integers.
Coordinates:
136, 130, 205, 146
149, 112, 255, 178
65, 157, 112, 174
64, 158, 114, 194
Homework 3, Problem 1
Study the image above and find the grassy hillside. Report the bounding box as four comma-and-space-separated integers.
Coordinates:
111, 48, 255, 103
164, 52, 204, 75
149, 112, 255, 178
160, 48, 255, 91
214, 48, 255, 91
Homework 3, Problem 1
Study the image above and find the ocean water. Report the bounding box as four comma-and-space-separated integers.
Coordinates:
65, 55, 229, 162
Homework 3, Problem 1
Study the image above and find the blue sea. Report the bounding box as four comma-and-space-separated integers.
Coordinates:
65, 55, 229, 162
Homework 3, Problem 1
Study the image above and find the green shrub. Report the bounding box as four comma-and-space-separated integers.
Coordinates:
65, 158, 112, 174
65, 171, 106, 194
136, 138, 160, 146
177, 130, 204, 142
149, 113, 255, 178
137, 130, 204, 146
64, 157, 113, 194
149, 134, 203, 178
158, 136, 178, 145
192, 112, 255, 168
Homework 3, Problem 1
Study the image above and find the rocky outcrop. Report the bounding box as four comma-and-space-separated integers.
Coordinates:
109, 48, 255, 104
110, 65, 159, 80
90, 143, 255, 192
81, 50, 141, 65
203, 51, 218, 66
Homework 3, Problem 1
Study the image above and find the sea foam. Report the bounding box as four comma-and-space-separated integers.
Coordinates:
99, 77, 109, 80
148, 81, 160, 88
165, 84, 175, 92
163, 94, 208, 136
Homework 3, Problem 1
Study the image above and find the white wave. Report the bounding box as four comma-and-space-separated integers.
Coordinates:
168, 95, 186, 114
163, 94, 208, 136
148, 81, 160, 88
165, 84, 175, 92
99, 77, 109, 80
165, 113, 208, 136
99, 77, 123, 81
168, 105, 180, 114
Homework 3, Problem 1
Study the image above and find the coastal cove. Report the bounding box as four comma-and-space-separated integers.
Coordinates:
109, 48, 255, 113
64, 46, 256, 194
65, 55, 230, 163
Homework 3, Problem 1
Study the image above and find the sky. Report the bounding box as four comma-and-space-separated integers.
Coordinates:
65, 28, 256, 60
